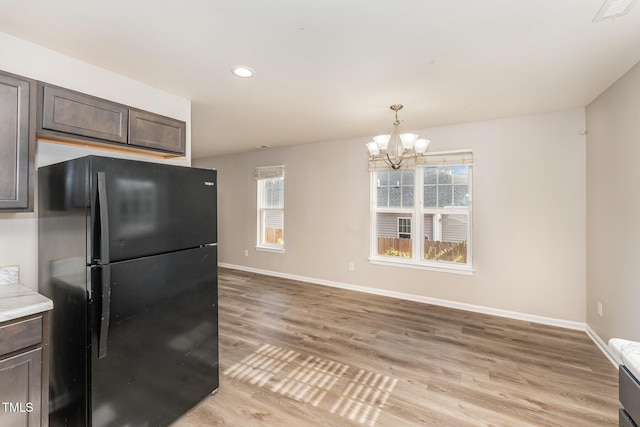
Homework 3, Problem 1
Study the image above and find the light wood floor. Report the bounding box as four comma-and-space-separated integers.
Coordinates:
174, 268, 619, 426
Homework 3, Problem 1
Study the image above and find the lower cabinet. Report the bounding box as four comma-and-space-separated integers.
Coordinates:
0, 349, 42, 426
0, 314, 49, 427
620, 365, 640, 427
619, 408, 636, 427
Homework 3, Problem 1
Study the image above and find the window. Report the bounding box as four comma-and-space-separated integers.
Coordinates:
397, 217, 412, 239
255, 166, 285, 252
370, 151, 472, 273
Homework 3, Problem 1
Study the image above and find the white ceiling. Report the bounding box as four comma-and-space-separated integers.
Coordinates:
1, 0, 640, 158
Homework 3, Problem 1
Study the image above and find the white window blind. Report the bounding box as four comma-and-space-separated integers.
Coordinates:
254, 165, 285, 180
369, 149, 473, 171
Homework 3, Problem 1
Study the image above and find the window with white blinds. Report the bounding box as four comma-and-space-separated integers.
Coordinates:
370, 150, 473, 274
255, 165, 285, 252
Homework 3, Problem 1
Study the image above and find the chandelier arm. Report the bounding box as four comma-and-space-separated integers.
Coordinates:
386, 152, 403, 170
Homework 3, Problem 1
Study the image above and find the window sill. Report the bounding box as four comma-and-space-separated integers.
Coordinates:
368, 256, 474, 275
256, 246, 285, 254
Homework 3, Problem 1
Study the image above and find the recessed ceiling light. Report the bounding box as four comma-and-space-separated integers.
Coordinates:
231, 66, 255, 78
593, 0, 638, 22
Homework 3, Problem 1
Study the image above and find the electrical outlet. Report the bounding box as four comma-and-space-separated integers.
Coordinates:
597, 301, 603, 317
349, 262, 355, 271
244, 249, 249, 257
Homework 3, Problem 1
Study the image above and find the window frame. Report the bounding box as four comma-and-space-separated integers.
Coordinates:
369, 152, 473, 275
255, 166, 285, 253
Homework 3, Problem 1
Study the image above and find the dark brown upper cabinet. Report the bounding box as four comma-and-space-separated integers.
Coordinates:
39, 83, 128, 144
37, 82, 186, 156
0, 70, 36, 212
129, 109, 186, 154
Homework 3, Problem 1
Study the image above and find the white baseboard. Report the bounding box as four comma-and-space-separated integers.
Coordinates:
585, 324, 619, 368
220, 263, 587, 328
218, 263, 618, 368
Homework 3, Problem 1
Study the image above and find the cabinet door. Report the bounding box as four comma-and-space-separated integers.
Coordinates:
40, 83, 128, 144
0, 348, 42, 427
0, 71, 35, 211
129, 109, 186, 154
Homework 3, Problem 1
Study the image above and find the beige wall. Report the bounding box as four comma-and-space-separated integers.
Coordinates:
195, 108, 588, 324
0, 32, 192, 290
586, 61, 640, 342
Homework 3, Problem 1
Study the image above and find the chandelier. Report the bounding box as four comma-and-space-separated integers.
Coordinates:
366, 104, 430, 170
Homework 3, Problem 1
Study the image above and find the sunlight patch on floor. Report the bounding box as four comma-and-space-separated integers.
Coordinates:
224, 344, 397, 426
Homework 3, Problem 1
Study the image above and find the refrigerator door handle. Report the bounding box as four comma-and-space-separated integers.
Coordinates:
98, 264, 112, 359
97, 171, 110, 264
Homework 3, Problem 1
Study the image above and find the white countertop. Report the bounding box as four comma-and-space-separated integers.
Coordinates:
609, 338, 640, 381
0, 283, 53, 323
0, 265, 19, 285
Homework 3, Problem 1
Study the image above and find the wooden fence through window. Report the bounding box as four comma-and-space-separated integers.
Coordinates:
377, 237, 412, 257
265, 228, 284, 245
378, 237, 467, 263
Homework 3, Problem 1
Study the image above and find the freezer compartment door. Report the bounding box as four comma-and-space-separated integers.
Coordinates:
90, 245, 218, 427
90, 156, 217, 263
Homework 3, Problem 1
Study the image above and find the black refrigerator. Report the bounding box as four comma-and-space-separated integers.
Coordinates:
38, 155, 219, 426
